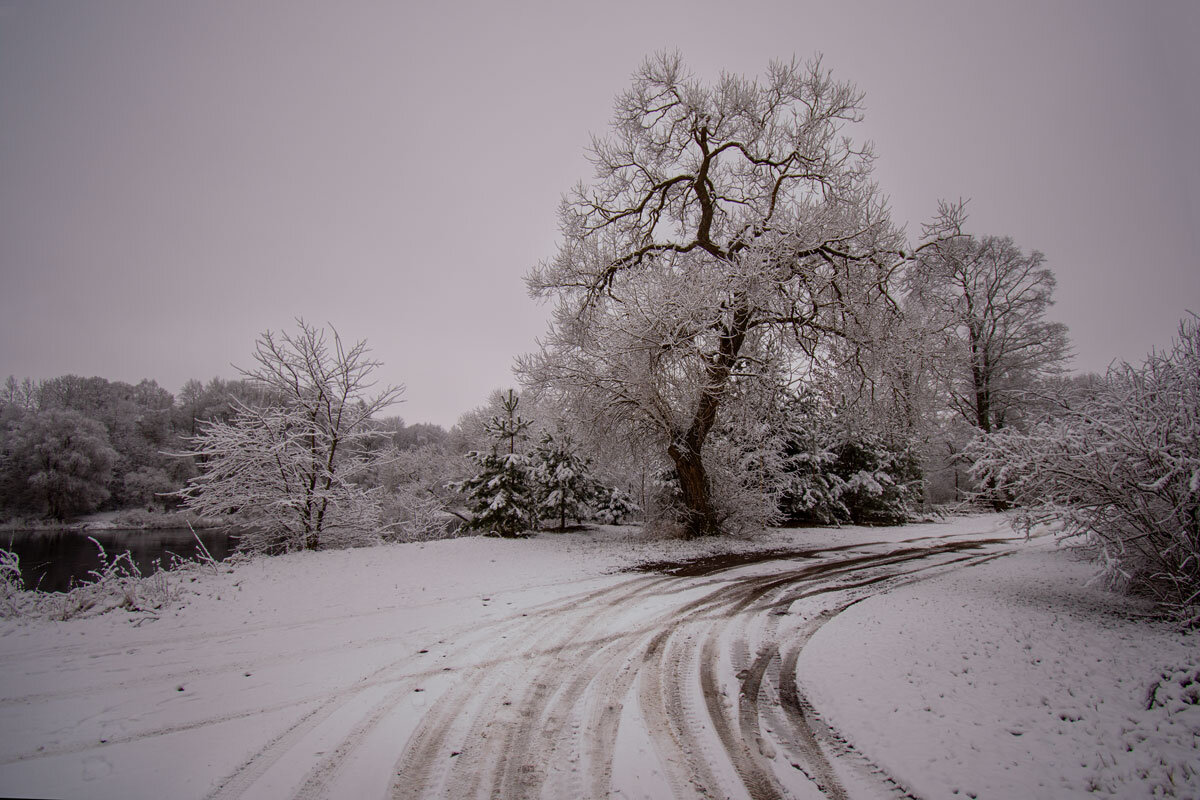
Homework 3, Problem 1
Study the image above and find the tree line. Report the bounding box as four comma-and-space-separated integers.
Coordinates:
0, 371, 452, 524
0, 53, 1077, 535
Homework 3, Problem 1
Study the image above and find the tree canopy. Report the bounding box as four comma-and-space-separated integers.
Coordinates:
523, 53, 949, 536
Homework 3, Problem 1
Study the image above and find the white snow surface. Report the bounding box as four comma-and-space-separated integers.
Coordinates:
0, 514, 1194, 799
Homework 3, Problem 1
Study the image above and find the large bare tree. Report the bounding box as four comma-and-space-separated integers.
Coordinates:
523, 53, 944, 537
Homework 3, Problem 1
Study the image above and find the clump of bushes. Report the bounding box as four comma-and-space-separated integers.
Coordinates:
779, 424, 923, 527
971, 317, 1200, 619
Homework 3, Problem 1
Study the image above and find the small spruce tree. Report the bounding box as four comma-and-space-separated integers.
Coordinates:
590, 485, 639, 525
453, 390, 536, 537
530, 433, 594, 531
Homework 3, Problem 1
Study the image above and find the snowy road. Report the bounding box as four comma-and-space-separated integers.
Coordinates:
0, 521, 1027, 799
380, 532, 1016, 800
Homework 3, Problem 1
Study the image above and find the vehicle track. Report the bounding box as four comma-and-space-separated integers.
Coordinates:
1, 528, 1020, 799
381, 532, 1019, 800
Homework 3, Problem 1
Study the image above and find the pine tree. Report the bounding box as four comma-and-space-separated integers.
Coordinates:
530, 433, 594, 531
453, 390, 535, 537
589, 485, 639, 525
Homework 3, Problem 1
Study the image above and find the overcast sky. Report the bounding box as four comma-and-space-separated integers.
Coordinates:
1, 0, 1196, 428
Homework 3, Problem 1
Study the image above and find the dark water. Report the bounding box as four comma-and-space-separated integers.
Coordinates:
2, 528, 240, 593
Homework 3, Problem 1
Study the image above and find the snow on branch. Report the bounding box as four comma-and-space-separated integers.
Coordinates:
177, 321, 402, 553
970, 316, 1200, 618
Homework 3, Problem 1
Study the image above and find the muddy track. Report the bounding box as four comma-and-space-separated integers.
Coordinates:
376, 533, 1018, 800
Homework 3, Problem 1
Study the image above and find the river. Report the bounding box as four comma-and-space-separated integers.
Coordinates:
2, 527, 240, 593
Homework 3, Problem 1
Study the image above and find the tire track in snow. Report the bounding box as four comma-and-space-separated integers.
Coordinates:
654, 537, 1019, 800
770, 549, 1017, 800
388, 574, 671, 799
11, 529, 1013, 799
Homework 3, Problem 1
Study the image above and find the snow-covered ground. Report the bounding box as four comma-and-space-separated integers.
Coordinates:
0, 514, 1195, 799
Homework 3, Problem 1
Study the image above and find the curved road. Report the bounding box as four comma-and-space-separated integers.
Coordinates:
217, 530, 1016, 800
0, 526, 1018, 800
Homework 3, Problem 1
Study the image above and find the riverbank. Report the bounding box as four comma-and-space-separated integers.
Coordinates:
0, 509, 221, 533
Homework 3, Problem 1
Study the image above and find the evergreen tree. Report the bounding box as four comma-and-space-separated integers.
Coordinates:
589, 485, 639, 525
530, 433, 594, 531
776, 395, 923, 526
453, 390, 536, 537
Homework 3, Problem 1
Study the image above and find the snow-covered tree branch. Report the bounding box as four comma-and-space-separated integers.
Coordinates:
970, 316, 1200, 617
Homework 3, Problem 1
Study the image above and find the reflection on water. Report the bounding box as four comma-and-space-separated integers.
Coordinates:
1, 528, 239, 593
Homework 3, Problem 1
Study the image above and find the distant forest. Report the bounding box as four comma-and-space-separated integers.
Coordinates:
0, 374, 446, 521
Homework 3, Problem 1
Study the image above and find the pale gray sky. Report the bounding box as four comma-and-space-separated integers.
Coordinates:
1, 0, 1196, 427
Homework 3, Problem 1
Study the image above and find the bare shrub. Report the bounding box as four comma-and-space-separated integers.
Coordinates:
971, 317, 1200, 618
42, 538, 173, 620
0, 548, 26, 617
384, 484, 454, 542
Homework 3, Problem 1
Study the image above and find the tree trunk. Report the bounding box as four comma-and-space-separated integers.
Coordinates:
666, 298, 752, 538
669, 440, 721, 538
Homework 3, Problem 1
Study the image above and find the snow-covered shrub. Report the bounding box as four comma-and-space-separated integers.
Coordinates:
383, 483, 453, 542
779, 415, 922, 526
0, 548, 25, 617
0, 539, 183, 621
377, 444, 463, 542
704, 430, 787, 534
642, 466, 688, 535
971, 316, 1200, 617
830, 434, 924, 525
0, 536, 230, 621
589, 485, 639, 525
778, 431, 843, 524
50, 538, 174, 619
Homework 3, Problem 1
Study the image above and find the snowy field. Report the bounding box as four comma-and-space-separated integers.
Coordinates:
0, 513, 1195, 799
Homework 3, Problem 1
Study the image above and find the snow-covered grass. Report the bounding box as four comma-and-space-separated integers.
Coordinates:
0, 537, 216, 622
798, 535, 1200, 799
0, 514, 1194, 799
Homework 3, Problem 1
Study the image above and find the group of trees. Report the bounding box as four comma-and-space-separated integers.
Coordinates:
519, 53, 1071, 536
0, 53, 1074, 539
0, 363, 442, 527
5, 51, 1192, 615
451, 390, 637, 537
515, 51, 1196, 612
1, 375, 197, 519
0, 371, 307, 522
